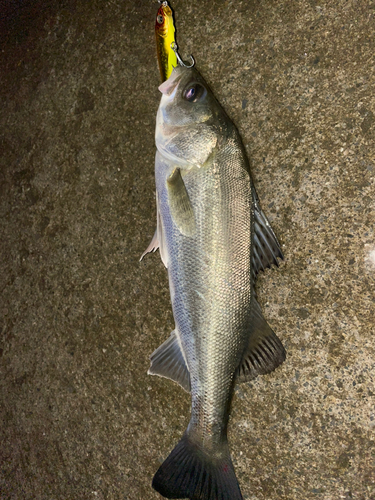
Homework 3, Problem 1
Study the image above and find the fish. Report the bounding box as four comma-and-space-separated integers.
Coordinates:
155, 1, 178, 82
141, 64, 286, 499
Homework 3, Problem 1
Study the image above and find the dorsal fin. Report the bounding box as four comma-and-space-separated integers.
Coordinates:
251, 184, 283, 278
236, 299, 286, 383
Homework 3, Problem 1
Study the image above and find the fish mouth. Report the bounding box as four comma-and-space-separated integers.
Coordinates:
158, 67, 184, 96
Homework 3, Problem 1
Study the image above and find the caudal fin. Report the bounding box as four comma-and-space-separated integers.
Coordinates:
152, 433, 243, 500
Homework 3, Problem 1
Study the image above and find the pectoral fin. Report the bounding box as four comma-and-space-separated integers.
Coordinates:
167, 168, 196, 237
148, 330, 191, 392
252, 184, 284, 278
236, 299, 286, 382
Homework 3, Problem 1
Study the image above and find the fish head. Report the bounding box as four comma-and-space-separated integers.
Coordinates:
156, 66, 229, 168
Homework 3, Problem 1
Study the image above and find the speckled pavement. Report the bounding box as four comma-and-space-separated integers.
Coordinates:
0, 1, 374, 499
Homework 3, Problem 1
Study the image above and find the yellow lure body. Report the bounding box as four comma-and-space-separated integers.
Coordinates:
155, 2, 178, 82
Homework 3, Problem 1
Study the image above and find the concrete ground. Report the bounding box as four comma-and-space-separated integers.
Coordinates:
0, 0, 374, 499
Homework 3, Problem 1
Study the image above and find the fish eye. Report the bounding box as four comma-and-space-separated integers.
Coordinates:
183, 83, 206, 103
157, 14, 163, 24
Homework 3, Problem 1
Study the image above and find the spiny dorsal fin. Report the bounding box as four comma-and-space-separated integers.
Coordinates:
167, 167, 196, 236
236, 299, 286, 383
251, 184, 283, 277
148, 330, 190, 392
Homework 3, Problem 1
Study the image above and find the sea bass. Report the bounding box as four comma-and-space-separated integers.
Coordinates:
142, 65, 286, 500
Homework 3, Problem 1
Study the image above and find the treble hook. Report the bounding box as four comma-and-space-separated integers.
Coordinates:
171, 42, 195, 68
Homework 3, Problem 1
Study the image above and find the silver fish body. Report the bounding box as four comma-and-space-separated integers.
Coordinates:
142, 66, 286, 500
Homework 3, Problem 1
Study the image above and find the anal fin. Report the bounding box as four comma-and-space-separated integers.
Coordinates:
237, 299, 286, 383
148, 330, 190, 392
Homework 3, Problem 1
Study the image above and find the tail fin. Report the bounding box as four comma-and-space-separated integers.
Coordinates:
152, 433, 243, 500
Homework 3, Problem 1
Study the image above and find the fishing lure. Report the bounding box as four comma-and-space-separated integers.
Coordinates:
155, 1, 178, 82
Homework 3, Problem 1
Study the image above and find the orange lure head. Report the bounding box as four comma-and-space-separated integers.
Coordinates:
155, 2, 174, 38
155, 1, 177, 81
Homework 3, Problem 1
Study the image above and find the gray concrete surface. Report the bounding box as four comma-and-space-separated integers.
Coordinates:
0, 0, 374, 499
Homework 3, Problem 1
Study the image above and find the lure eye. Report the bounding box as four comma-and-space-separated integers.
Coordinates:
183, 83, 206, 103
157, 14, 163, 24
